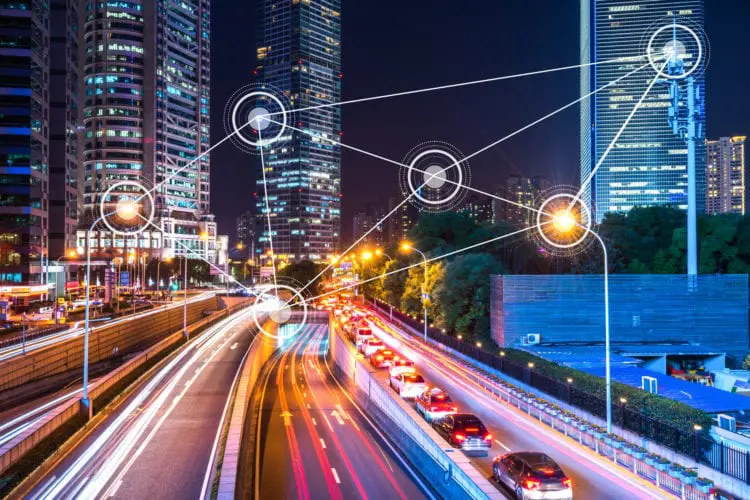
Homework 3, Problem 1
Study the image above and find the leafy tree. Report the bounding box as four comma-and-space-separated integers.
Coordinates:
279, 260, 326, 297
434, 253, 502, 341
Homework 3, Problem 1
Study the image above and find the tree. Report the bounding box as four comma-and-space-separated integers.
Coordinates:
433, 253, 502, 342
279, 260, 326, 297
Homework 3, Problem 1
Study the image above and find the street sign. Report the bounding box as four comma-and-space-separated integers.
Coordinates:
120, 271, 130, 286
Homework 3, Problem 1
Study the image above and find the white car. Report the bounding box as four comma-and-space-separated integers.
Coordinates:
389, 358, 415, 378
389, 373, 427, 399
358, 337, 384, 357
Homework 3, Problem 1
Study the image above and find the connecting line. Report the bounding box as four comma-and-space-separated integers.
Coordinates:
257, 126, 279, 296
273, 59, 652, 300
265, 118, 551, 218
572, 58, 670, 210
264, 54, 651, 118
300, 223, 545, 305
133, 119, 254, 205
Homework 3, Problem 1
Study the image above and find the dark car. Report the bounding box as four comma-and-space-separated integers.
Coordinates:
492, 452, 572, 499
370, 348, 396, 368
432, 413, 492, 456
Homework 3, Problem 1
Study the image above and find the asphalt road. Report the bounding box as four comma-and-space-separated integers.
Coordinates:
255, 323, 432, 500
367, 315, 671, 500
28, 307, 256, 499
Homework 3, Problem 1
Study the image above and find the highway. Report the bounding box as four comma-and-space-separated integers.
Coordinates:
27, 305, 256, 499
366, 313, 671, 500
0, 291, 216, 362
255, 323, 433, 499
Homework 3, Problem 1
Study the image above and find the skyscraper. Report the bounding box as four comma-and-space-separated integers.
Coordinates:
580, 1, 705, 222
706, 136, 746, 215
0, 1, 80, 305
254, 0, 342, 264
80, 0, 219, 262
494, 175, 551, 227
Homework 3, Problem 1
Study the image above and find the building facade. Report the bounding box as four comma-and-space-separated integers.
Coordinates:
254, 0, 342, 263
81, 0, 220, 263
457, 194, 493, 224
494, 175, 550, 227
0, 1, 81, 304
706, 136, 745, 215
580, 1, 706, 222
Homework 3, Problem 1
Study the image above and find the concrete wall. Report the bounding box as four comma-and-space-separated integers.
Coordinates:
0, 295, 219, 394
329, 322, 503, 500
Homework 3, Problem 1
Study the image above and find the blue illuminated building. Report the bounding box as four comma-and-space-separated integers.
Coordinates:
254, 0, 342, 263
580, 0, 706, 221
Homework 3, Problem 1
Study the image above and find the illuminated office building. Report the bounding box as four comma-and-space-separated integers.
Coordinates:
82, 0, 220, 263
580, 1, 705, 221
706, 136, 745, 215
494, 175, 551, 227
254, 0, 342, 263
0, 1, 80, 304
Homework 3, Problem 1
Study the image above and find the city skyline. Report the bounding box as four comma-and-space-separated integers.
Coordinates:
212, 1, 750, 244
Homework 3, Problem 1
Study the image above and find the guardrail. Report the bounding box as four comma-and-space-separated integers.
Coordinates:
0, 299, 251, 478
329, 320, 503, 500
370, 305, 718, 500
0, 325, 68, 350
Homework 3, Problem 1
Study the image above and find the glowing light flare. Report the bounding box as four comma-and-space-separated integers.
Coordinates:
551, 210, 577, 233
115, 198, 140, 221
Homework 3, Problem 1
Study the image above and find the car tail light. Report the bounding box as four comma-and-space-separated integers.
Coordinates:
451, 406, 458, 412
454, 433, 466, 442
484, 433, 493, 441
375, 354, 383, 361
430, 406, 438, 412
562, 477, 572, 488
523, 478, 541, 490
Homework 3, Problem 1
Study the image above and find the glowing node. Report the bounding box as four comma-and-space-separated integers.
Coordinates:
99, 180, 155, 236
423, 165, 447, 188
646, 23, 703, 80
535, 193, 592, 250
252, 283, 307, 341
248, 107, 271, 131
399, 142, 470, 213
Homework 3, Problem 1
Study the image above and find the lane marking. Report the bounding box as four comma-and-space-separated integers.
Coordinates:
320, 438, 327, 449
311, 417, 317, 426
230, 342, 238, 350
495, 439, 511, 452
331, 468, 341, 484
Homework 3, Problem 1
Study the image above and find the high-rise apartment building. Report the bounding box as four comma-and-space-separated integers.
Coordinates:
80, 0, 219, 263
236, 209, 254, 244
580, 1, 705, 222
458, 194, 493, 224
254, 0, 342, 263
706, 136, 746, 215
0, 1, 80, 305
494, 175, 550, 227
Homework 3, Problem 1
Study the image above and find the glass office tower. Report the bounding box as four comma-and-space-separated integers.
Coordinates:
580, 1, 705, 222
82, 0, 219, 262
255, 0, 342, 263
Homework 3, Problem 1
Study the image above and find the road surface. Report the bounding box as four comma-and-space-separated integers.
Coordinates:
367, 314, 670, 500
28, 306, 255, 499
255, 323, 433, 499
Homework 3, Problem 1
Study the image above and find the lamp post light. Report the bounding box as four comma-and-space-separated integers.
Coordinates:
401, 242, 428, 342
693, 424, 703, 459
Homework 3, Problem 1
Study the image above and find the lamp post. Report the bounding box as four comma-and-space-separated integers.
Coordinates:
183, 255, 188, 340
401, 242, 428, 342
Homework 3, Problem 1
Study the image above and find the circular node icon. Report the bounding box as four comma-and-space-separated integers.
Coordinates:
99, 180, 155, 235
252, 283, 308, 341
399, 141, 471, 213
531, 188, 594, 258
645, 23, 705, 80
223, 83, 292, 155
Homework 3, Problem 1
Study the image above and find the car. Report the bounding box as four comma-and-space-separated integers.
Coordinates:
358, 337, 385, 357
415, 388, 458, 422
354, 326, 374, 345
432, 414, 492, 456
370, 349, 396, 368
389, 358, 415, 378
492, 452, 572, 500
389, 372, 427, 399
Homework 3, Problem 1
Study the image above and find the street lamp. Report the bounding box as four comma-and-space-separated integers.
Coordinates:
374, 249, 394, 319
401, 241, 428, 342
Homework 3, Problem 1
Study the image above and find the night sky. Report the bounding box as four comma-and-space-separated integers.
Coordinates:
210, 1, 750, 243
